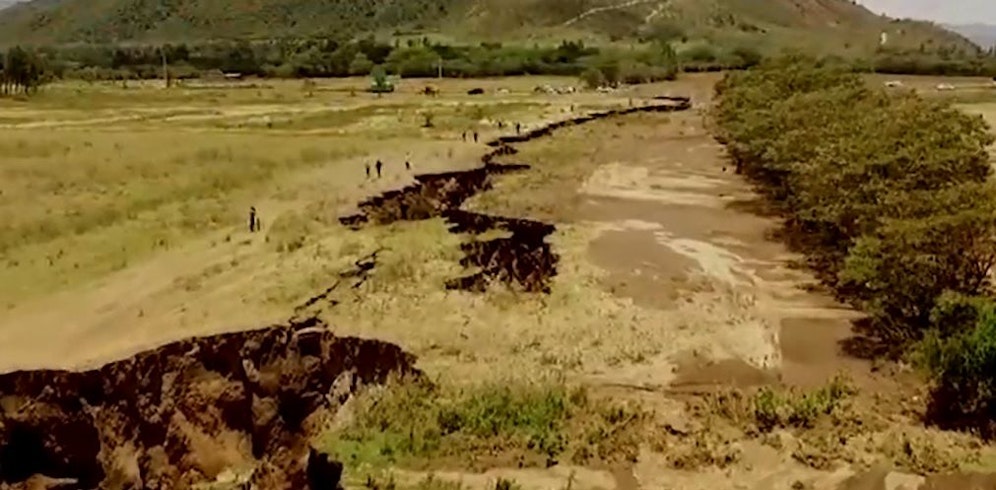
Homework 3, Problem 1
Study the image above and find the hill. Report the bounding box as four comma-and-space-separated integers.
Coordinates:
0, 0, 978, 55
946, 23, 996, 49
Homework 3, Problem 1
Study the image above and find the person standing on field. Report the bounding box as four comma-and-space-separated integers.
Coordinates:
473, 131, 479, 143
375, 160, 383, 178
249, 206, 257, 233
365, 162, 371, 179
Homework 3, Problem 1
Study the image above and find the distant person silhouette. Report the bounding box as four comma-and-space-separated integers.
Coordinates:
473, 131, 478, 143
375, 160, 383, 178
249, 206, 258, 232
365, 162, 370, 179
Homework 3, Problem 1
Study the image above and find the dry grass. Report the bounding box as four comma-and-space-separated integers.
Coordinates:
658, 376, 985, 474
0, 75, 653, 311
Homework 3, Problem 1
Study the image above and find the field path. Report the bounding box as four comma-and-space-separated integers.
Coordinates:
561, 0, 659, 26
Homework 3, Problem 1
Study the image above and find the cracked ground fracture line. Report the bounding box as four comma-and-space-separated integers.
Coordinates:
339, 97, 693, 293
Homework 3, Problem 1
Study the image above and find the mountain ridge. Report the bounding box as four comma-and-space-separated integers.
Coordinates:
0, 0, 979, 56
945, 23, 996, 49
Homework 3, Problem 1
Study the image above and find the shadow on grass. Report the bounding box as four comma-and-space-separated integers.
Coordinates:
838, 318, 891, 360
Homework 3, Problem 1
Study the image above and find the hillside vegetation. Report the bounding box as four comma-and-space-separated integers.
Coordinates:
0, 0, 977, 55
712, 58, 996, 438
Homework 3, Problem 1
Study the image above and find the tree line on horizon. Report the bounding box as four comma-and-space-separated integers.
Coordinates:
5, 34, 996, 96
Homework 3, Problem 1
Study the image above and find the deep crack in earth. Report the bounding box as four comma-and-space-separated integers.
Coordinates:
340, 97, 692, 292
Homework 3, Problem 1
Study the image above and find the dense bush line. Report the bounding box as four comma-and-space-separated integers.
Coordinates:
712, 56, 996, 436
13, 37, 701, 84
8, 34, 996, 93
0, 46, 47, 94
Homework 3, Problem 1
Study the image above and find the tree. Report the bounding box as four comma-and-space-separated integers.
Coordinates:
731, 46, 762, 68
1, 46, 47, 96
839, 183, 996, 341
369, 65, 393, 93
917, 299, 996, 438
580, 67, 606, 89
349, 52, 374, 76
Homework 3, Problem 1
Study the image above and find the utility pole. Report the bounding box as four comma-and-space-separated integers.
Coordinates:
161, 46, 171, 89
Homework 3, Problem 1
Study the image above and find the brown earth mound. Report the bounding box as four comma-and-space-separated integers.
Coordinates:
340, 98, 693, 292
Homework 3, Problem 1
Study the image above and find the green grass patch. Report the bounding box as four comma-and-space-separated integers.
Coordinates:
704, 375, 857, 433
357, 473, 522, 490
321, 378, 647, 471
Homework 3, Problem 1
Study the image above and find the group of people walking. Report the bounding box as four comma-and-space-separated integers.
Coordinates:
461, 120, 523, 144
247, 118, 530, 233
365, 157, 412, 180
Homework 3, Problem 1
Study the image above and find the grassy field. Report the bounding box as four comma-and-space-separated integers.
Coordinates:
4, 73, 996, 489
0, 76, 611, 310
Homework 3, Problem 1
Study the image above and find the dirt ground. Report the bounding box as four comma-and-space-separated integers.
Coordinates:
3, 73, 996, 489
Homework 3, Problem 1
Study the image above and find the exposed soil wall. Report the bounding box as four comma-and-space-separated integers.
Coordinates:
339, 97, 692, 293
442, 210, 557, 293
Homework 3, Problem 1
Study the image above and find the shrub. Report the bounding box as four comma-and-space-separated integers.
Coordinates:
580, 67, 606, 89
917, 302, 996, 437
730, 46, 762, 68
751, 376, 855, 432
348, 52, 374, 76
681, 43, 719, 63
